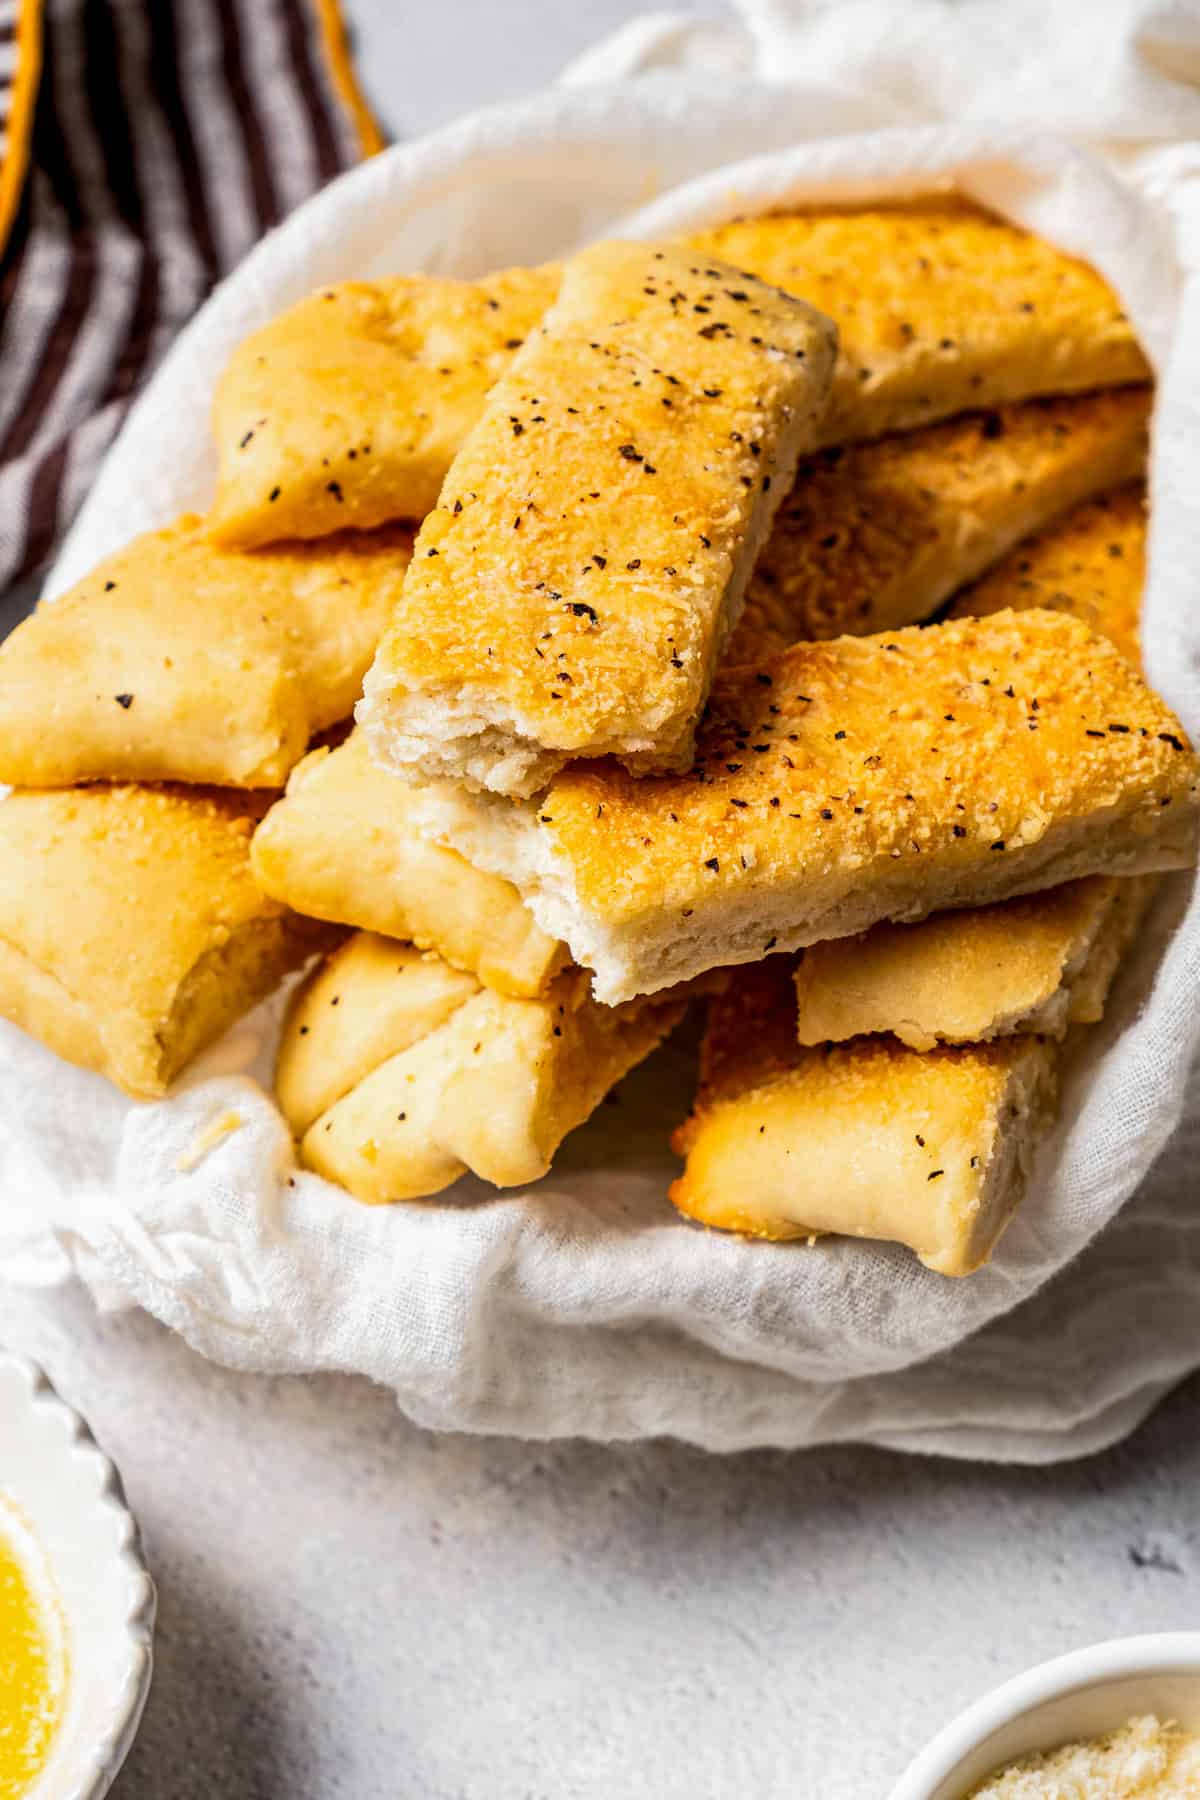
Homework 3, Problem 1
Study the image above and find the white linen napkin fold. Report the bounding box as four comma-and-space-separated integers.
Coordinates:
5, 0, 1200, 1459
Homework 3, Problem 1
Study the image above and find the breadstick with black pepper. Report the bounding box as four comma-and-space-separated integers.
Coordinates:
670, 957, 1059, 1277
728, 386, 1149, 660
0, 784, 332, 1098
359, 240, 837, 799
0, 516, 414, 789
413, 609, 1199, 1004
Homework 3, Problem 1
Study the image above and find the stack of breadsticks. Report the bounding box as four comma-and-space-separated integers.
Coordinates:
1, 198, 1194, 1275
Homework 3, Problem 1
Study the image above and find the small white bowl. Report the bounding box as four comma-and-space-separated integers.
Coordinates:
0, 1352, 155, 1800
890, 1633, 1200, 1799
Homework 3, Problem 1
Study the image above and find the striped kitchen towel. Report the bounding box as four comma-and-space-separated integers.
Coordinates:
0, 0, 381, 591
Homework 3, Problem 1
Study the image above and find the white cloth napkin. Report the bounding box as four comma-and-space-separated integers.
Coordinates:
5, 0, 1200, 1460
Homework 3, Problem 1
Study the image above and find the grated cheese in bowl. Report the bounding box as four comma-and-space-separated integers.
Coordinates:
967, 1715, 1200, 1796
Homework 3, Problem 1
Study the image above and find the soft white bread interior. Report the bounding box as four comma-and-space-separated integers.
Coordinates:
279, 933, 687, 1202
358, 239, 838, 798
670, 958, 1060, 1277
411, 610, 1199, 1004
252, 730, 566, 998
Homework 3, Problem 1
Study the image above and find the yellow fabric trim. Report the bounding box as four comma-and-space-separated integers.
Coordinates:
0, 0, 44, 261
315, 0, 385, 159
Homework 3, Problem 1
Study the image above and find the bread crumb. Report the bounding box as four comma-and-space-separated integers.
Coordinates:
174, 1110, 243, 1173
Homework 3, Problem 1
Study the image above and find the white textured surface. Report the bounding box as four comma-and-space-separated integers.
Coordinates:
3, 4, 1200, 1794
5, 1280, 1200, 1800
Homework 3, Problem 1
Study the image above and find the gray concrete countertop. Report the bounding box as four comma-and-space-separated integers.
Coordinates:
6, 1281, 1200, 1800
5, 5, 1200, 1797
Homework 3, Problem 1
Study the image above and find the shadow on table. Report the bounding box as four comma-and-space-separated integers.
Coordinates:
109, 1528, 306, 1800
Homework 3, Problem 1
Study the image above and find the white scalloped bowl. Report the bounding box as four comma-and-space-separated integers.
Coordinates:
0, 1352, 155, 1800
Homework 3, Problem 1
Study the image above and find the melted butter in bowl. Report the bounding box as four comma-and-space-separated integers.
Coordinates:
0, 1500, 67, 1799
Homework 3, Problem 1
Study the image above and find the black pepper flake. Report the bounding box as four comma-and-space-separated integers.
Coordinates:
567, 601, 598, 623
114, 692, 133, 709
915, 1134, 925, 1146
952, 824, 966, 838
990, 840, 1006, 851
326, 480, 344, 502
1085, 728, 1106, 738
299, 1026, 309, 1036
764, 936, 777, 950
239, 429, 255, 448
981, 412, 1005, 440
820, 808, 833, 820
834, 730, 846, 740
704, 857, 720, 872
268, 487, 281, 502
397, 1112, 407, 1122
618, 443, 643, 462
426, 547, 438, 557
1160, 732, 1185, 751
104, 580, 117, 592
730, 798, 748, 809
927, 1170, 944, 1182
627, 558, 641, 570
1108, 722, 1130, 734
702, 387, 722, 397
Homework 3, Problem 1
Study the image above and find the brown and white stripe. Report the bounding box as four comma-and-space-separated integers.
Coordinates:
0, 0, 378, 593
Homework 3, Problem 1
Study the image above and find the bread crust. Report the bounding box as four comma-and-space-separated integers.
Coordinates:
359, 240, 838, 796
793, 873, 1156, 1049
209, 196, 1148, 553
0, 784, 331, 1097
670, 958, 1059, 1276
728, 387, 1149, 661
0, 515, 413, 789
417, 609, 1198, 1002
251, 731, 566, 997
209, 266, 560, 547
281, 934, 685, 1202
689, 197, 1149, 445
948, 481, 1145, 664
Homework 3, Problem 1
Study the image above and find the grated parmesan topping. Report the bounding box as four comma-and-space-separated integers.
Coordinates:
968, 1714, 1200, 1797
